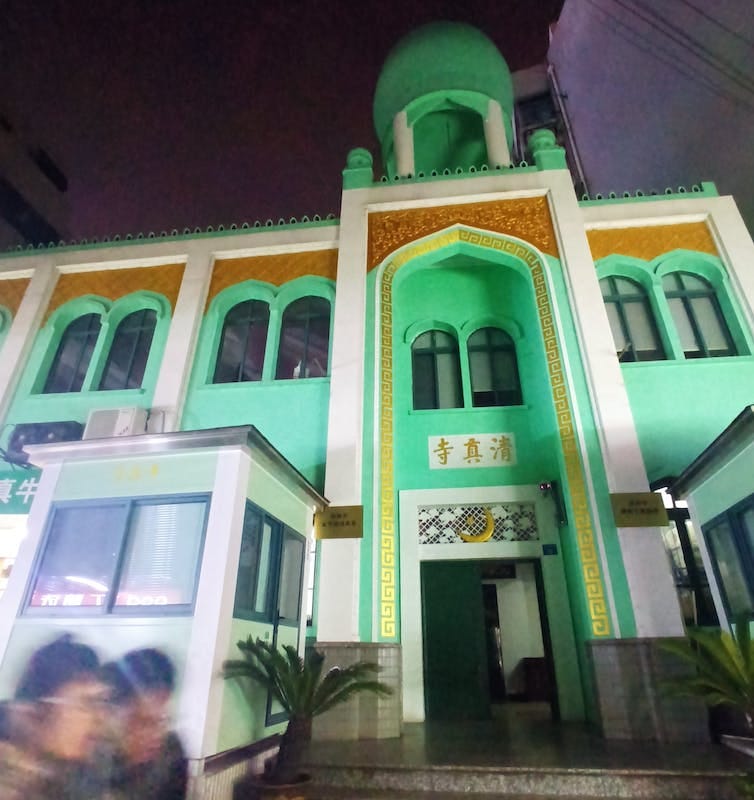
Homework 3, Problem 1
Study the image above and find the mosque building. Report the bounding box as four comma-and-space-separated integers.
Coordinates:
1, 20, 753, 783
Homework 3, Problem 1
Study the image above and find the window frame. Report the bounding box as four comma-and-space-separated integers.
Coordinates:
42, 312, 103, 394
599, 275, 666, 363
212, 297, 272, 384
661, 270, 737, 359
23, 493, 210, 617
702, 492, 754, 621
274, 295, 332, 380
466, 325, 524, 407
233, 500, 306, 627
31, 293, 169, 396
410, 327, 464, 411
97, 307, 158, 390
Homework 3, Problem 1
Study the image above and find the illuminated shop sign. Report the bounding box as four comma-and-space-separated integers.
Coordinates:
0, 469, 41, 513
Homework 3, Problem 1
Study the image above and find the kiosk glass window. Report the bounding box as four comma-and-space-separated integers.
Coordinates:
705, 516, 753, 616
26, 495, 209, 614
234, 502, 306, 626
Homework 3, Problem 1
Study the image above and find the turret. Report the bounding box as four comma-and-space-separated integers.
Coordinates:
373, 22, 514, 178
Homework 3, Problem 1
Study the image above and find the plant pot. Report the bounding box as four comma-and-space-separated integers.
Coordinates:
720, 735, 754, 758
240, 772, 312, 800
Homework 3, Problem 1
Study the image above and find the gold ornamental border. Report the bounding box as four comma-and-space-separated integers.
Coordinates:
377, 227, 611, 640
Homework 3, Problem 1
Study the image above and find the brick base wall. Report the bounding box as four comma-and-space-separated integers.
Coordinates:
311, 642, 402, 740
587, 637, 709, 742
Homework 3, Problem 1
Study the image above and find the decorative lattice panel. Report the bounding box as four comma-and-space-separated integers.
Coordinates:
417, 503, 538, 545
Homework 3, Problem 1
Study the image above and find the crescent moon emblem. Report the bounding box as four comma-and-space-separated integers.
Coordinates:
459, 508, 495, 543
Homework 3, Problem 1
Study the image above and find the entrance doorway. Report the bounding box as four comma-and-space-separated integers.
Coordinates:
421, 558, 556, 722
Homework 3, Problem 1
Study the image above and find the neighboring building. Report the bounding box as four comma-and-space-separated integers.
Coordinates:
548, 0, 754, 232
1, 19, 753, 788
0, 111, 69, 247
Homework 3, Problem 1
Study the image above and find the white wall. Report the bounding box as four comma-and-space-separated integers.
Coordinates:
488, 562, 544, 696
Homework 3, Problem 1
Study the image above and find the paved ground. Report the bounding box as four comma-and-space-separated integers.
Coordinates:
306, 702, 751, 774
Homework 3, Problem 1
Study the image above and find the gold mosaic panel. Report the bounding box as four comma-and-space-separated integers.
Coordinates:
367, 196, 559, 271
0, 277, 31, 315
378, 227, 611, 640
45, 263, 185, 322
586, 221, 718, 262
207, 249, 338, 307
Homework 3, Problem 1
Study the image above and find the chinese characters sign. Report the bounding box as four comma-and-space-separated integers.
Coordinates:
610, 493, 669, 527
0, 469, 41, 514
314, 505, 363, 540
428, 434, 517, 470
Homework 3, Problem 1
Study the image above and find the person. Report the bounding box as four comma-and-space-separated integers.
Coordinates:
101, 647, 187, 800
0, 633, 110, 800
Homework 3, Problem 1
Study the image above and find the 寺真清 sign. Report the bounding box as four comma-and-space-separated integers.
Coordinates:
428, 433, 516, 469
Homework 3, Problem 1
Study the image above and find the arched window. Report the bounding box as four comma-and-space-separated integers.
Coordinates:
98, 308, 158, 390
600, 276, 665, 362
43, 313, 102, 393
411, 330, 462, 410
662, 272, 736, 358
467, 327, 523, 407
275, 296, 330, 379
213, 299, 270, 383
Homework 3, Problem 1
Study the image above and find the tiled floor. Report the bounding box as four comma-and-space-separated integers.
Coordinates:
307, 702, 750, 773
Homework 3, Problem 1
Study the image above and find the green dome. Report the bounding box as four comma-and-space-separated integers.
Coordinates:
373, 22, 514, 143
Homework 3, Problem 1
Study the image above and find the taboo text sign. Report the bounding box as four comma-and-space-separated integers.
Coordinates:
610, 492, 669, 527
314, 505, 363, 539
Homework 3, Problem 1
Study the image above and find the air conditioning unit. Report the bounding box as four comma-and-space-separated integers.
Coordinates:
83, 407, 148, 440
6, 421, 85, 464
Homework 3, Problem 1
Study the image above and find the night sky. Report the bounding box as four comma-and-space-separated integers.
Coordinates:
1, 1, 563, 242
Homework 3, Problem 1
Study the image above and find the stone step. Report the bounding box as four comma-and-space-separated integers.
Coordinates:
305, 763, 746, 799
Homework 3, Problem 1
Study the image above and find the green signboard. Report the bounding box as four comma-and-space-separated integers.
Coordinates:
0, 468, 42, 514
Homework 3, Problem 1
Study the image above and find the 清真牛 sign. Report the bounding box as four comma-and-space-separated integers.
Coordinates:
314, 505, 363, 539
610, 492, 669, 527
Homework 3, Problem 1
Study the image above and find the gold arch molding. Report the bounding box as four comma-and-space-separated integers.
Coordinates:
376, 227, 611, 640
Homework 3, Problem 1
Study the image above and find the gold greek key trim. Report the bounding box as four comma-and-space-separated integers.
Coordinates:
378, 228, 611, 639
368, 196, 559, 271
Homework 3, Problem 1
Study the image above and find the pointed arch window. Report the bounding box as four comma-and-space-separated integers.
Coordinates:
98, 308, 157, 390
43, 313, 102, 394
213, 299, 270, 383
662, 272, 736, 358
275, 296, 330, 379
468, 327, 523, 407
600, 276, 665, 362
411, 330, 463, 410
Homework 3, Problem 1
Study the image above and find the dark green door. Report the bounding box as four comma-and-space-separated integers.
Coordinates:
421, 561, 491, 720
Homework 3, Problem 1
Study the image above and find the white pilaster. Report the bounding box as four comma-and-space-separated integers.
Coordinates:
549, 172, 684, 637
317, 189, 370, 642
484, 99, 511, 168
707, 195, 754, 333
148, 249, 214, 432
0, 258, 58, 422
392, 111, 415, 178
179, 448, 250, 759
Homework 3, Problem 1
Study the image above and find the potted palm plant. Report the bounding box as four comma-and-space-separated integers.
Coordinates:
660, 614, 754, 755
223, 636, 392, 798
